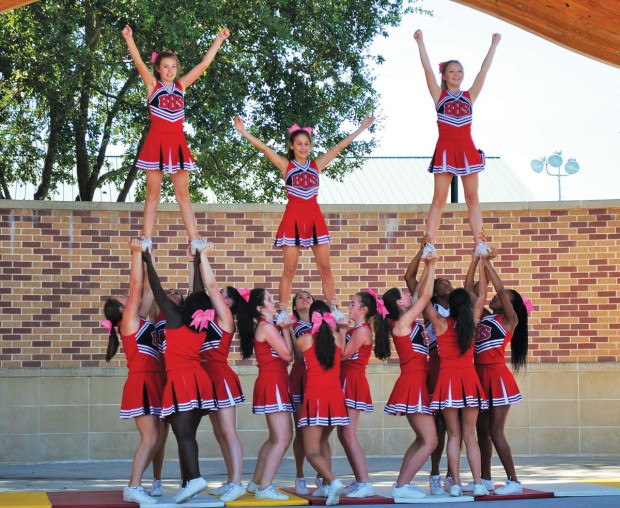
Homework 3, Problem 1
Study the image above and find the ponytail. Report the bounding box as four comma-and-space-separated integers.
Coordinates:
237, 288, 266, 359
508, 289, 529, 372
103, 299, 123, 362
374, 288, 401, 360
448, 288, 476, 354
310, 301, 336, 369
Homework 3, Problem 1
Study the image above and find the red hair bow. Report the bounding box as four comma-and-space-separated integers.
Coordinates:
522, 297, 536, 316
100, 319, 113, 336
438, 61, 448, 73
366, 288, 389, 318
237, 288, 250, 302
190, 309, 215, 331
311, 311, 336, 334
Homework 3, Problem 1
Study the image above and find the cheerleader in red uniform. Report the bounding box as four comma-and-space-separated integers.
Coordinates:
465, 256, 529, 495
331, 291, 378, 498
233, 114, 374, 317
297, 300, 349, 506
121, 25, 229, 253
404, 240, 456, 495
289, 291, 315, 495
143, 249, 218, 504
374, 254, 437, 500
427, 258, 489, 497
192, 247, 247, 502
103, 238, 164, 505
237, 289, 295, 500
413, 30, 501, 258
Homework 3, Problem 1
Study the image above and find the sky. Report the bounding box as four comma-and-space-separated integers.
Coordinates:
366, 0, 620, 202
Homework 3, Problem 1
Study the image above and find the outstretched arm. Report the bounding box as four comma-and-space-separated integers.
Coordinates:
178, 28, 230, 89
464, 254, 480, 294
121, 25, 156, 93
138, 250, 155, 318
396, 254, 437, 335
485, 258, 518, 332
121, 238, 145, 337
199, 244, 234, 332
405, 235, 428, 295
473, 257, 488, 322
413, 29, 442, 104
468, 33, 501, 102
143, 250, 182, 327
234, 116, 289, 175
314, 113, 375, 172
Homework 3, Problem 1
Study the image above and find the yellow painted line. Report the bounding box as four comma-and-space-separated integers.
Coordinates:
224, 491, 308, 506
0, 492, 51, 508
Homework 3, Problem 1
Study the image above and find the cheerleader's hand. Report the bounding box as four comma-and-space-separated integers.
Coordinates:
233, 115, 246, 133
218, 27, 230, 41
413, 29, 423, 44
122, 25, 133, 40
130, 237, 142, 254
491, 33, 501, 45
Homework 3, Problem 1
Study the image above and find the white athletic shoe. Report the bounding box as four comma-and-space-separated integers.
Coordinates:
326, 479, 345, 506
449, 484, 463, 497
474, 241, 492, 257
495, 480, 523, 495
429, 475, 444, 496
150, 479, 163, 497
313, 484, 329, 497
346, 482, 374, 498
473, 483, 489, 497
295, 478, 310, 495
444, 475, 455, 491
123, 486, 156, 504
464, 479, 495, 492
343, 481, 359, 494
391, 483, 426, 499
190, 237, 207, 255
175, 477, 207, 503
246, 480, 259, 494
275, 309, 289, 326
140, 237, 153, 253
255, 485, 288, 500
220, 482, 246, 502
210, 482, 229, 496
421, 243, 437, 260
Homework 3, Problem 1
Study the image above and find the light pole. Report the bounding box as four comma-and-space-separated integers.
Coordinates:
531, 151, 580, 201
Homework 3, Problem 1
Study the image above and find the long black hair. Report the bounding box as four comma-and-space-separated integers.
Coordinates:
309, 300, 336, 369
374, 288, 401, 360
508, 289, 528, 372
236, 288, 267, 359
103, 299, 123, 362
448, 288, 476, 355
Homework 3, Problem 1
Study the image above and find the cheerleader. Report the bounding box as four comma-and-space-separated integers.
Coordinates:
233, 114, 374, 318
413, 29, 500, 258
121, 25, 229, 253
103, 238, 164, 505
290, 291, 315, 495
427, 258, 489, 497
143, 249, 218, 504
195, 250, 247, 502
334, 291, 379, 498
297, 301, 349, 506
374, 254, 437, 500
237, 289, 295, 500
465, 256, 528, 495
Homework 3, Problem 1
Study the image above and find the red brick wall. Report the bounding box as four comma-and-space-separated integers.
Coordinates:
1, 201, 619, 368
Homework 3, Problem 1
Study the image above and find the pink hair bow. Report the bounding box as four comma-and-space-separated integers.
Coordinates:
311, 311, 336, 334
438, 61, 447, 73
190, 309, 215, 331
522, 297, 536, 316
100, 319, 113, 336
366, 288, 389, 318
289, 124, 312, 135
151, 52, 158, 64
237, 288, 250, 302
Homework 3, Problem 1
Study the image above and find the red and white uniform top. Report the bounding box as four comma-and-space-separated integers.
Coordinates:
475, 313, 512, 366
121, 317, 161, 372
285, 159, 320, 202
147, 81, 186, 133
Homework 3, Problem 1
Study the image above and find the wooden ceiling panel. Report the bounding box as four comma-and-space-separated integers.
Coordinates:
0, 0, 38, 13
451, 0, 620, 67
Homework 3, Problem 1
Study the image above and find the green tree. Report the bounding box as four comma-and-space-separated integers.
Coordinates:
0, 0, 428, 202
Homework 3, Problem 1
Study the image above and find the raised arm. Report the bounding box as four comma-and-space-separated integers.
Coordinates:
121, 239, 145, 336
405, 236, 428, 295
143, 249, 182, 327
464, 254, 480, 294
199, 244, 234, 332
485, 258, 518, 332
138, 250, 155, 318
473, 257, 488, 322
468, 33, 501, 103
413, 29, 442, 104
178, 28, 230, 89
314, 113, 375, 172
234, 116, 289, 175
396, 254, 437, 335
121, 25, 156, 92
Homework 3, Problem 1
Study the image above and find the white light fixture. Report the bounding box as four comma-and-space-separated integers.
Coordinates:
530, 150, 580, 201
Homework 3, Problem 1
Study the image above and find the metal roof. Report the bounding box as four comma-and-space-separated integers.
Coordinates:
318, 156, 535, 205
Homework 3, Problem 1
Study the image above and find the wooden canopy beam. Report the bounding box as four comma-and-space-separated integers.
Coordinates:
451, 0, 620, 68
0, 0, 38, 13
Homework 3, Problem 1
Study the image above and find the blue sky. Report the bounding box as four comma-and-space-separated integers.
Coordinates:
367, 0, 620, 202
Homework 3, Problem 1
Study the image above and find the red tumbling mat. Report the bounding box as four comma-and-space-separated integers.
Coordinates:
282, 488, 393, 505
46, 491, 136, 507
474, 487, 554, 502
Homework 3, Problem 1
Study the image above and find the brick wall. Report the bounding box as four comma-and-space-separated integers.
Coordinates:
1, 200, 620, 367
